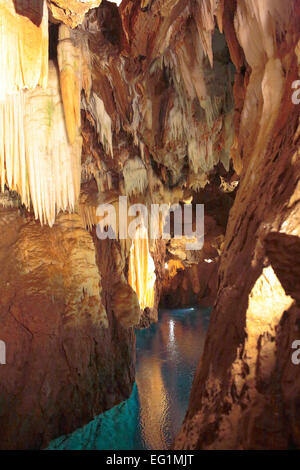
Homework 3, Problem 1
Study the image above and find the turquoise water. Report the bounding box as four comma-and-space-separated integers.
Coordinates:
48, 307, 210, 450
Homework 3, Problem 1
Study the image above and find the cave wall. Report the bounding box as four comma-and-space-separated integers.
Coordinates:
0, 204, 135, 449
160, 196, 232, 309
1, 0, 299, 452
160, 260, 218, 309
175, 0, 300, 450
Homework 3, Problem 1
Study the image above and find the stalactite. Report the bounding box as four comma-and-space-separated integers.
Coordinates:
0, 0, 48, 99
160, 24, 233, 183
233, 0, 292, 171
123, 157, 148, 196
0, 0, 48, 207
79, 203, 96, 231
24, 62, 82, 227
187, 172, 209, 192
128, 225, 156, 310
194, 0, 223, 67
57, 25, 82, 145
0, 93, 29, 206
83, 93, 113, 157
0, 1, 80, 227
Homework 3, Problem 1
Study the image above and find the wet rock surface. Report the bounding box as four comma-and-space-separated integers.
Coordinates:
175, 0, 300, 450
0, 208, 135, 449
0, 0, 299, 451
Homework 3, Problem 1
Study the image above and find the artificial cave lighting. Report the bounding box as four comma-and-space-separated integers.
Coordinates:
166, 259, 185, 278
231, 265, 295, 399
183, 196, 193, 204
128, 225, 156, 310
169, 319, 175, 343
246, 266, 293, 326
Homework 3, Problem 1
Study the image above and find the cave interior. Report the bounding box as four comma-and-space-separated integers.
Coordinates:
0, 0, 299, 451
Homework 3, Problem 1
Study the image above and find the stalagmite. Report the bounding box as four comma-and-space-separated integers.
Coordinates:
128, 225, 156, 310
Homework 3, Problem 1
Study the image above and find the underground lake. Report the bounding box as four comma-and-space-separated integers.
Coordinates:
48, 306, 211, 450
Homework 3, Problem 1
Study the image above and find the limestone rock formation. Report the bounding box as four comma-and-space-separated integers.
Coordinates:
0, 206, 135, 449
160, 259, 218, 309
48, 0, 102, 28
175, 0, 300, 450
0, 0, 299, 452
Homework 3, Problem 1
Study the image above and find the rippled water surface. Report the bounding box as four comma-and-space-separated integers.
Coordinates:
49, 306, 210, 450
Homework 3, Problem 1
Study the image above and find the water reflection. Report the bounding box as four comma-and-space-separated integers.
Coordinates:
48, 306, 210, 450
135, 308, 209, 449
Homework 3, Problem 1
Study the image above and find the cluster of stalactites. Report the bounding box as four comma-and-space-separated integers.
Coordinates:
194, 0, 225, 67
181, 0, 294, 176
0, 0, 48, 100
123, 157, 148, 196
0, 93, 29, 206
0, 3, 83, 227
153, 19, 233, 183
234, 0, 292, 71
128, 225, 156, 310
183, 0, 293, 176
79, 205, 96, 232
25, 62, 82, 227
0, 0, 49, 208
1, 63, 82, 227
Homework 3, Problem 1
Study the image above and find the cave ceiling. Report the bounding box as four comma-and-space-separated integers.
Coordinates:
0, 0, 237, 232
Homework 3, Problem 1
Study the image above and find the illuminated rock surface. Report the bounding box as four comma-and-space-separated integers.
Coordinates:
0, 207, 135, 449
0, 0, 299, 451
48, 0, 102, 28
175, 0, 300, 450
